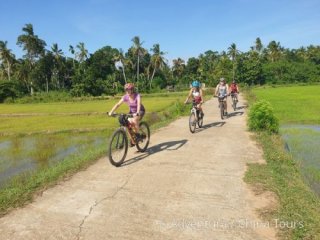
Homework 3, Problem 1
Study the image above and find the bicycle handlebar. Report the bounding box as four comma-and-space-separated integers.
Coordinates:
107, 112, 135, 118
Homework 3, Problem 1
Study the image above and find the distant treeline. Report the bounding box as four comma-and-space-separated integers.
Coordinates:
1, 23, 320, 102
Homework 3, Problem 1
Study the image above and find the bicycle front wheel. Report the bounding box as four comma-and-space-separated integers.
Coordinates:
108, 128, 128, 167
198, 112, 203, 128
136, 122, 150, 152
189, 112, 196, 133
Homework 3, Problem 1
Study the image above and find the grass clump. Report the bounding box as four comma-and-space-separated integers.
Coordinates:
248, 100, 279, 133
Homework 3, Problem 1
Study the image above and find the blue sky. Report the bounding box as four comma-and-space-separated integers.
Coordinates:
1, 0, 320, 63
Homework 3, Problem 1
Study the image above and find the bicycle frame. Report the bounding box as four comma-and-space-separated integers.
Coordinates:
190, 102, 199, 120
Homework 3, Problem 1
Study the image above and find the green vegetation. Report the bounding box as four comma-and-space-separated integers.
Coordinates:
0, 95, 186, 135
253, 85, 320, 124
248, 100, 279, 133
0, 93, 192, 216
245, 133, 320, 239
245, 86, 320, 239
281, 126, 320, 196
1, 24, 320, 102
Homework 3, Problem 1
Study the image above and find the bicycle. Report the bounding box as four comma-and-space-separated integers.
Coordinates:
230, 92, 238, 111
187, 101, 203, 133
108, 113, 150, 167
215, 95, 228, 119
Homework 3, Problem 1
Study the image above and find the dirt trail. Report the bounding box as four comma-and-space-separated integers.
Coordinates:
0, 95, 277, 239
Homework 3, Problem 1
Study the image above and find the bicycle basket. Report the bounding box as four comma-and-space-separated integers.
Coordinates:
118, 114, 128, 126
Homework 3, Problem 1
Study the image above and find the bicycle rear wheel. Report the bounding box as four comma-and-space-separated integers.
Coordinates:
232, 97, 237, 111
136, 122, 150, 152
220, 102, 224, 120
189, 112, 196, 133
108, 128, 128, 167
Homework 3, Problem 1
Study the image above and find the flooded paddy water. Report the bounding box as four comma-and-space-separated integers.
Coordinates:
0, 131, 110, 187
281, 125, 320, 196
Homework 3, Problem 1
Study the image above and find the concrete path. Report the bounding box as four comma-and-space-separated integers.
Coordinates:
0, 95, 277, 239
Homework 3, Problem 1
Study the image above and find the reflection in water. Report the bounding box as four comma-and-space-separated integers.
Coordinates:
0, 132, 107, 187
282, 124, 320, 196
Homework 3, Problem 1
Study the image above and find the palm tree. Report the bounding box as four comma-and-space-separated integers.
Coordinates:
69, 45, 76, 68
51, 43, 64, 89
17, 23, 46, 94
113, 48, 127, 83
15, 59, 30, 92
150, 44, 167, 88
172, 58, 185, 79
76, 42, 88, 63
17, 23, 46, 65
0, 41, 15, 81
131, 36, 146, 80
255, 37, 263, 54
227, 43, 240, 80
267, 41, 282, 62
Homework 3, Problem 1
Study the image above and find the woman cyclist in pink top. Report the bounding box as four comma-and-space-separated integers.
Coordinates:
109, 83, 145, 136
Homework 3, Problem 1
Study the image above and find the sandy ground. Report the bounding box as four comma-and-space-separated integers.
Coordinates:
0, 95, 277, 240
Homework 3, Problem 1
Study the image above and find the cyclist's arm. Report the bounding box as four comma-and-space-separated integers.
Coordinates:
109, 98, 124, 115
136, 94, 141, 115
184, 89, 192, 103
214, 85, 219, 96
200, 89, 204, 103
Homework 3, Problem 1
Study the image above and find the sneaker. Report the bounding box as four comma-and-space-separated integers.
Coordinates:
130, 142, 135, 147
135, 133, 143, 142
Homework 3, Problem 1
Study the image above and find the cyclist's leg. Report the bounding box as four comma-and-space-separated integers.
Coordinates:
197, 103, 204, 117
224, 98, 228, 113
126, 127, 136, 146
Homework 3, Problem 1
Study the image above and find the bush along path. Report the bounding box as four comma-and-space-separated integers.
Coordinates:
0, 95, 277, 239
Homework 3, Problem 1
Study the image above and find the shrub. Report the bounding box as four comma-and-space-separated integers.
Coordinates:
248, 100, 279, 133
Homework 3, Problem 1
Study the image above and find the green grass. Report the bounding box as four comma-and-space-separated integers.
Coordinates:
0, 94, 186, 135
0, 93, 192, 216
245, 133, 320, 239
252, 85, 320, 124
244, 85, 320, 239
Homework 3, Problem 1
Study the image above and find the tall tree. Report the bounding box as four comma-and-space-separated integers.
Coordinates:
69, 45, 76, 68
17, 23, 46, 94
131, 36, 146, 80
255, 37, 263, 54
76, 42, 88, 63
51, 43, 64, 89
227, 43, 240, 80
172, 58, 185, 79
267, 40, 282, 62
150, 44, 167, 87
0, 41, 15, 81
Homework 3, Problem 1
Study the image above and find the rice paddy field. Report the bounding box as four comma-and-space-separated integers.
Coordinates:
253, 85, 320, 196
0, 93, 187, 189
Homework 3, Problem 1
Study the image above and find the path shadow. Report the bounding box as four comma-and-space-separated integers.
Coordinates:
121, 139, 188, 167
194, 121, 226, 133
235, 104, 248, 110
227, 111, 244, 118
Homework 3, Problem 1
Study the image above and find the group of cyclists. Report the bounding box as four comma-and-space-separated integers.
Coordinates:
108, 78, 239, 146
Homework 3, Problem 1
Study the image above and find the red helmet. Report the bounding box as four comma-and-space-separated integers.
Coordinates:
124, 83, 134, 90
